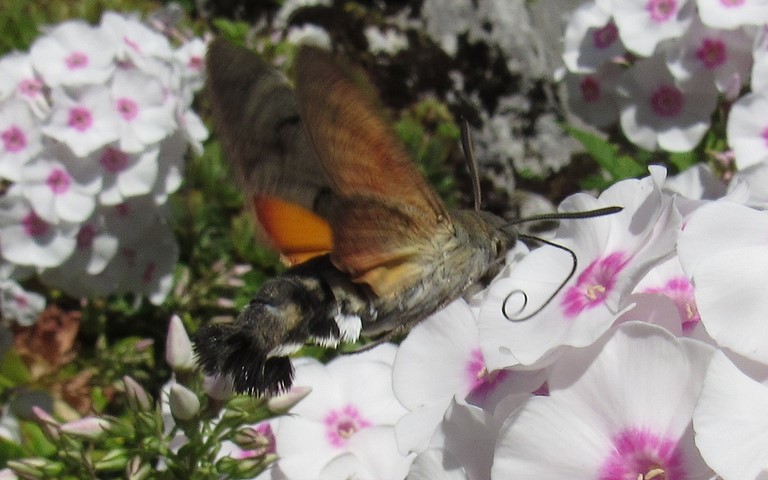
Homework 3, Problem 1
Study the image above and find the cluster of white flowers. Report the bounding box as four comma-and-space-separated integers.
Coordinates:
254, 164, 768, 480
563, 0, 768, 159
0, 12, 208, 324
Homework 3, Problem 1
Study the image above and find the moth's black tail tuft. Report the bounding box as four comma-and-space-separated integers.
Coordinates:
194, 323, 294, 396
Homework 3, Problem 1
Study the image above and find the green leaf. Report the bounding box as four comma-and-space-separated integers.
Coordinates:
0, 348, 32, 387
668, 150, 699, 172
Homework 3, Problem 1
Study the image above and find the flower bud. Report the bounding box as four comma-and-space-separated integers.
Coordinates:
123, 376, 152, 410
30, 406, 60, 440
126, 456, 152, 480
94, 448, 128, 471
267, 386, 311, 413
168, 384, 200, 421
234, 422, 276, 454
203, 374, 234, 401
0, 467, 18, 479
7, 458, 52, 479
165, 314, 194, 372
60, 416, 111, 439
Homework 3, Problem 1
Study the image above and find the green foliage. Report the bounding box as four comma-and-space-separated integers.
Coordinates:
395, 98, 462, 206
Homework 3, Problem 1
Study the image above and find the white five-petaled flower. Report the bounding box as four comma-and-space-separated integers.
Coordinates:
478, 167, 681, 370
19, 146, 102, 224
275, 345, 411, 480
0, 189, 78, 268
617, 56, 718, 152
492, 322, 716, 480
111, 69, 177, 153
562, 2, 624, 74
42, 86, 120, 157
30, 20, 116, 87
0, 98, 42, 181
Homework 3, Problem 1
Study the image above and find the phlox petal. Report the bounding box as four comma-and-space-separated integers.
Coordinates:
318, 427, 412, 480
693, 245, 768, 363
612, 0, 694, 56
727, 90, 768, 169
677, 201, 768, 277
697, 0, 768, 29
693, 351, 768, 480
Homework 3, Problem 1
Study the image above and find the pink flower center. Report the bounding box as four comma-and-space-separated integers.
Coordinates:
142, 261, 156, 284
720, 0, 745, 6
67, 107, 93, 132
696, 38, 726, 69
650, 85, 684, 118
643, 276, 700, 333
100, 147, 130, 173
762, 127, 768, 148
122, 247, 137, 266
77, 224, 96, 249
562, 252, 628, 318
465, 348, 508, 404
188, 56, 203, 70
14, 294, 29, 309
46, 168, 71, 195
646, 0, 677, 22
18, 78, 43, 97
599, 427, 685, 480
123, 36, 141, 53
64, 51, 89, 70
580, 76, 602, 102
22, 211, 49, 238
116, 98, 139, 121
324, 404, 371, 448
593, 22, 619, 49
1, 126, 27, 152
115, 203, 130, 217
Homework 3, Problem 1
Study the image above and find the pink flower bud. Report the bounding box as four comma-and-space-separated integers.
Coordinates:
168, 383, 200, 421
165, 314, 194, 372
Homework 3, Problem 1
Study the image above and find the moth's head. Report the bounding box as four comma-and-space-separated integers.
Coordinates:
453, 209, 517, 264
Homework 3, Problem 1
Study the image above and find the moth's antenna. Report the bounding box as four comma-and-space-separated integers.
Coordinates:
460, 119, 482, 212
502, 234, 578, 322
500, 205, 622, 322
504, 206, 623, 227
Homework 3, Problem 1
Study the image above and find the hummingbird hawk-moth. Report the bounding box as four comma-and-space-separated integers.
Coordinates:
194, 40, 617, 396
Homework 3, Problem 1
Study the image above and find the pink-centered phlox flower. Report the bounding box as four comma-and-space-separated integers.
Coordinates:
30, 20, 116, 87
492, 322, 716, 480
392, 299, 544, 454
666, 18, 753, 94
19, 147, 102, 224
111, 69, 177, 153
42, 86, 120, 157
617, 56, 718, 152
0, 98, 42, 181
275, 345, 409, 480
478, 167, 681, 370
562, 2, 624, 74
564, 63, 622, 128
0, 189, 77, 268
